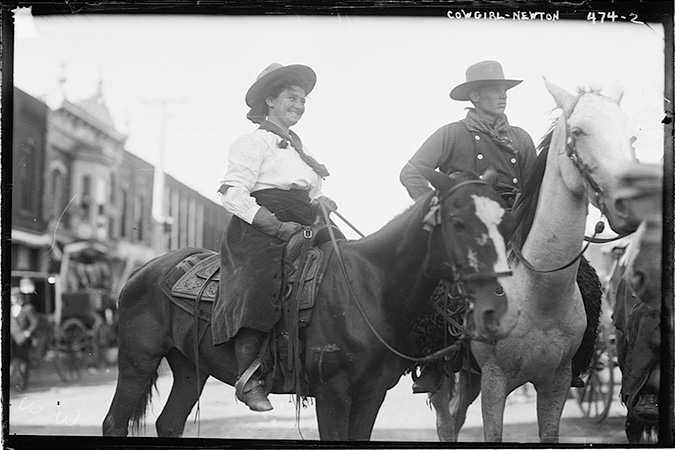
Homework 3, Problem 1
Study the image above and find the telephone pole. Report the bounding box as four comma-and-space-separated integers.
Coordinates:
143, 98, 185, 251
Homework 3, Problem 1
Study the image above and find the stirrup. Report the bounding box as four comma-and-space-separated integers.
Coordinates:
235, 357, 262, 401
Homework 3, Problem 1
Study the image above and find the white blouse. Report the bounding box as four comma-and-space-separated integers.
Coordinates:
219, 129, 324, 224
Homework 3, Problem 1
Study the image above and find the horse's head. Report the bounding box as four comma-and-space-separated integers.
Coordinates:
419, 167, 517, 342
544, 78, 639, 235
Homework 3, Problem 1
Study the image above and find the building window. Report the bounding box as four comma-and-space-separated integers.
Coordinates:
120, 189, 129, 238
50, 168, 66, 223
135, 194, 144, 241
81, 174, 92, 221
170, 190, 179, 251
16, 139, 37, 213
180, 197, 188, 248
188, 198, 196, 247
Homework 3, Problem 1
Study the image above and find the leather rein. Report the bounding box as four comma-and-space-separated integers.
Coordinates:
319, 180, 511, 363
511, 93, 629, 274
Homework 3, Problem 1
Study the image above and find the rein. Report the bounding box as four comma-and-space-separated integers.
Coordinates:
318, 182, 509, 363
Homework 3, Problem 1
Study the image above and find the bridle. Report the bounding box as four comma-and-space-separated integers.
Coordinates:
318, 179, 513, 362
512, 93, 629, 273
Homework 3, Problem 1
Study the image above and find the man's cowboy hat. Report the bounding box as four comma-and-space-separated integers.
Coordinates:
450, 60, 522, 101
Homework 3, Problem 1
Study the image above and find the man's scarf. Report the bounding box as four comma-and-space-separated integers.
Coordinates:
462, 109, 519, 155
259, 120, 330, 178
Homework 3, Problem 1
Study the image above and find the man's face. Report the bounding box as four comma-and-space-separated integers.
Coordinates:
471, 85, 508, 119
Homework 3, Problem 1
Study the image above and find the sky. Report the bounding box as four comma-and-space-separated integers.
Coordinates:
12, 8, 666, 238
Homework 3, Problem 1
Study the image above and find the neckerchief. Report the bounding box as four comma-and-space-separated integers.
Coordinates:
258, 120, 330, 178
462, 109, 519, 155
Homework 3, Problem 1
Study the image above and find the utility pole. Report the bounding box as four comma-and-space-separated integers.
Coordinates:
143, 99, 184, 252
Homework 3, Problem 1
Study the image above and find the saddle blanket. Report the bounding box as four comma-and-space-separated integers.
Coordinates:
159, 251, 219, 323
158, 247, 330, 324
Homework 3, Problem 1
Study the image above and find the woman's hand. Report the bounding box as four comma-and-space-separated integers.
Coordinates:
311, 195, 338, 212
252, 207, 302, 241
276, 221, 303, 241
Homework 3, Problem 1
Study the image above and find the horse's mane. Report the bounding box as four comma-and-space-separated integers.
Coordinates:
508, 122, 555, 263
359, 171, 481, 249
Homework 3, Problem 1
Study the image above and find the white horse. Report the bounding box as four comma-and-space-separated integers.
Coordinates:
431, 79, 640, 443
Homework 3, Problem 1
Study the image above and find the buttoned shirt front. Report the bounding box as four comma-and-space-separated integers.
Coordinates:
400, 120, 536, 201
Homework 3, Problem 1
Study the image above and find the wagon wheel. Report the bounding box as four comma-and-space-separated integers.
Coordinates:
53, 318, 87, 382
575, 329, 616, 423
89, 318, 113, 368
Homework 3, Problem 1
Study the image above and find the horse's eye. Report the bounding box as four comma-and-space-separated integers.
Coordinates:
571, 127, 586, 137
450, 218, 466, 233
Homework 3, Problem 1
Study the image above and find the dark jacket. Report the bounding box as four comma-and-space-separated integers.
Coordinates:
400, 120, 537, 207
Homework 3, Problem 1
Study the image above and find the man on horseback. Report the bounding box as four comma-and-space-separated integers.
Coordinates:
213, 63, 337, 412
400, 60, 599, 394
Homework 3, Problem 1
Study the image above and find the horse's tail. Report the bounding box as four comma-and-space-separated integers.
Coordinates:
129, 369, 160, 435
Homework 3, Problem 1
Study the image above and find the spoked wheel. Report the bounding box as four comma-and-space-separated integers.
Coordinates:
575, 331, 616, 423
53, 318, 88, 382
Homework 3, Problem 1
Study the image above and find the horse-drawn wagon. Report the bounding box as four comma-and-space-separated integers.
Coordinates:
49, 289, 116, 382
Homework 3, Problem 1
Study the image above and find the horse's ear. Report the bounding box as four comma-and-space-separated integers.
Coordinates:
602, 79, 624, 104
419, 167, 454, 192
480, 166, 499, 189
544, 77, 576, 115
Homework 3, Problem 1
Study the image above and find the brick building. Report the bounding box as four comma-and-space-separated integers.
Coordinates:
10, 87, 230, 324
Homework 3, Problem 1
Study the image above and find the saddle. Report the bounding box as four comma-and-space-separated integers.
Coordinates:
160, 224, 342, 395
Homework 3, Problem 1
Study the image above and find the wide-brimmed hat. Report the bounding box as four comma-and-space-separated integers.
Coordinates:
450, 60, 522, 101
245, 63, 316, 107
245, 63, 316, 124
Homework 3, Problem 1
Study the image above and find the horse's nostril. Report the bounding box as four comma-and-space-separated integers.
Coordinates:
484, 309, 498, 334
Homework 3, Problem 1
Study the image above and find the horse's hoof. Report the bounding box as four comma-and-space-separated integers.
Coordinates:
633, 394, 659, 421
238, 384, 273, 412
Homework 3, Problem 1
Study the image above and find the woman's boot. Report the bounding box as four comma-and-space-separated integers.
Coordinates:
234, 328, 273, 412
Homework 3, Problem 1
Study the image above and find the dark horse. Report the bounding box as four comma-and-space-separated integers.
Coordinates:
611, 163, 663, 444
102, 169, 518, 440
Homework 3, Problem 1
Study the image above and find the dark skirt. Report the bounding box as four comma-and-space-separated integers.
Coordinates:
211, 189, 317, 345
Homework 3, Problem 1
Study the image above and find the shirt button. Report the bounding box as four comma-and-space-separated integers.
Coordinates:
474, 135, 481, 141
477, 154, 484, 160
512, 178, 518, 184
511, 158, 517, 164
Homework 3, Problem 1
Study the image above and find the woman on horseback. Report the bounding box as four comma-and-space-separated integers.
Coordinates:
213, 63, 336, 412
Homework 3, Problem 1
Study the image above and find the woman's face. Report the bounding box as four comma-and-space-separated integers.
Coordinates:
266, 85, 306, 129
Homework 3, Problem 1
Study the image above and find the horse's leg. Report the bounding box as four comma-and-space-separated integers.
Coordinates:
347, 389, 386, 440
431, 374, 457, 441
450, 369, 481, 435
534, 367, 569, 443
155, 349, 209, 437
102, 350, 164, 436
314, 379, 351, 440
479, 366, 508, 442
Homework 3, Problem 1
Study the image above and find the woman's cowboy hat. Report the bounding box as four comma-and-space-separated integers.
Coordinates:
450, 60, 522, 101
245, 63, 316, 123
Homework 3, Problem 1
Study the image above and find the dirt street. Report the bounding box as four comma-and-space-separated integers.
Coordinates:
5, 360, 629, 445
